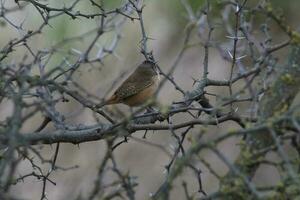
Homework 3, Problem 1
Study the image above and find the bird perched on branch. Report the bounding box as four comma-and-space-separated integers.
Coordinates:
99, 60, 160, 107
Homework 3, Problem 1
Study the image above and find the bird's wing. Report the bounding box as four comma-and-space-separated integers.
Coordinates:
114, 73, 154, 100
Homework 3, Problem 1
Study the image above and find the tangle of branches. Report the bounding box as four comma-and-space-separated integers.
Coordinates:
0, 0, 300, 199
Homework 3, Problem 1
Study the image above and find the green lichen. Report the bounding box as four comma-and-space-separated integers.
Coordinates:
159, 105, 171, 118
280, 73, 295, 85
273, 102, 289, 118
219, 177, 252, 200
238, 142, 263, 173
291, 31, 300, 44
265, 1, 273, 13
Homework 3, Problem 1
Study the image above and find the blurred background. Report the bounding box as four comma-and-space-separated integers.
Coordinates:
1, 0, 300, 199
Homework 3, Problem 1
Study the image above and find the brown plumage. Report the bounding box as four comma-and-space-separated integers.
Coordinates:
104, 60, 160, 107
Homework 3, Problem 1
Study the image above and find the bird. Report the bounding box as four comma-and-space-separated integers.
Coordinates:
99, 60, 160, 107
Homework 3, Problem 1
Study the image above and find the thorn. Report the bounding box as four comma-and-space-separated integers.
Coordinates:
227, 50, 233, 59
71, 48, 82, 55
236, 4, 240, 13
236, 55, 247, 60
143, 130, 148, 138
234, 107, 239, 113
96, 46, 103, 57
226, 36, 245, 40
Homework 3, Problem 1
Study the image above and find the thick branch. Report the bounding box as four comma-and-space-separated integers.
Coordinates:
1, 114, 243, 146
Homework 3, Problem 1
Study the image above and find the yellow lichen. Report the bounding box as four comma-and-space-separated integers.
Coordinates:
291, 31, 300, 44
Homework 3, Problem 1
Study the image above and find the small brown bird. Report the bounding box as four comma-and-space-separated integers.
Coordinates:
101, 60, 160, 107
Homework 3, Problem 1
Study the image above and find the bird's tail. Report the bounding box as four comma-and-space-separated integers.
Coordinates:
96, 95, 119, 108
